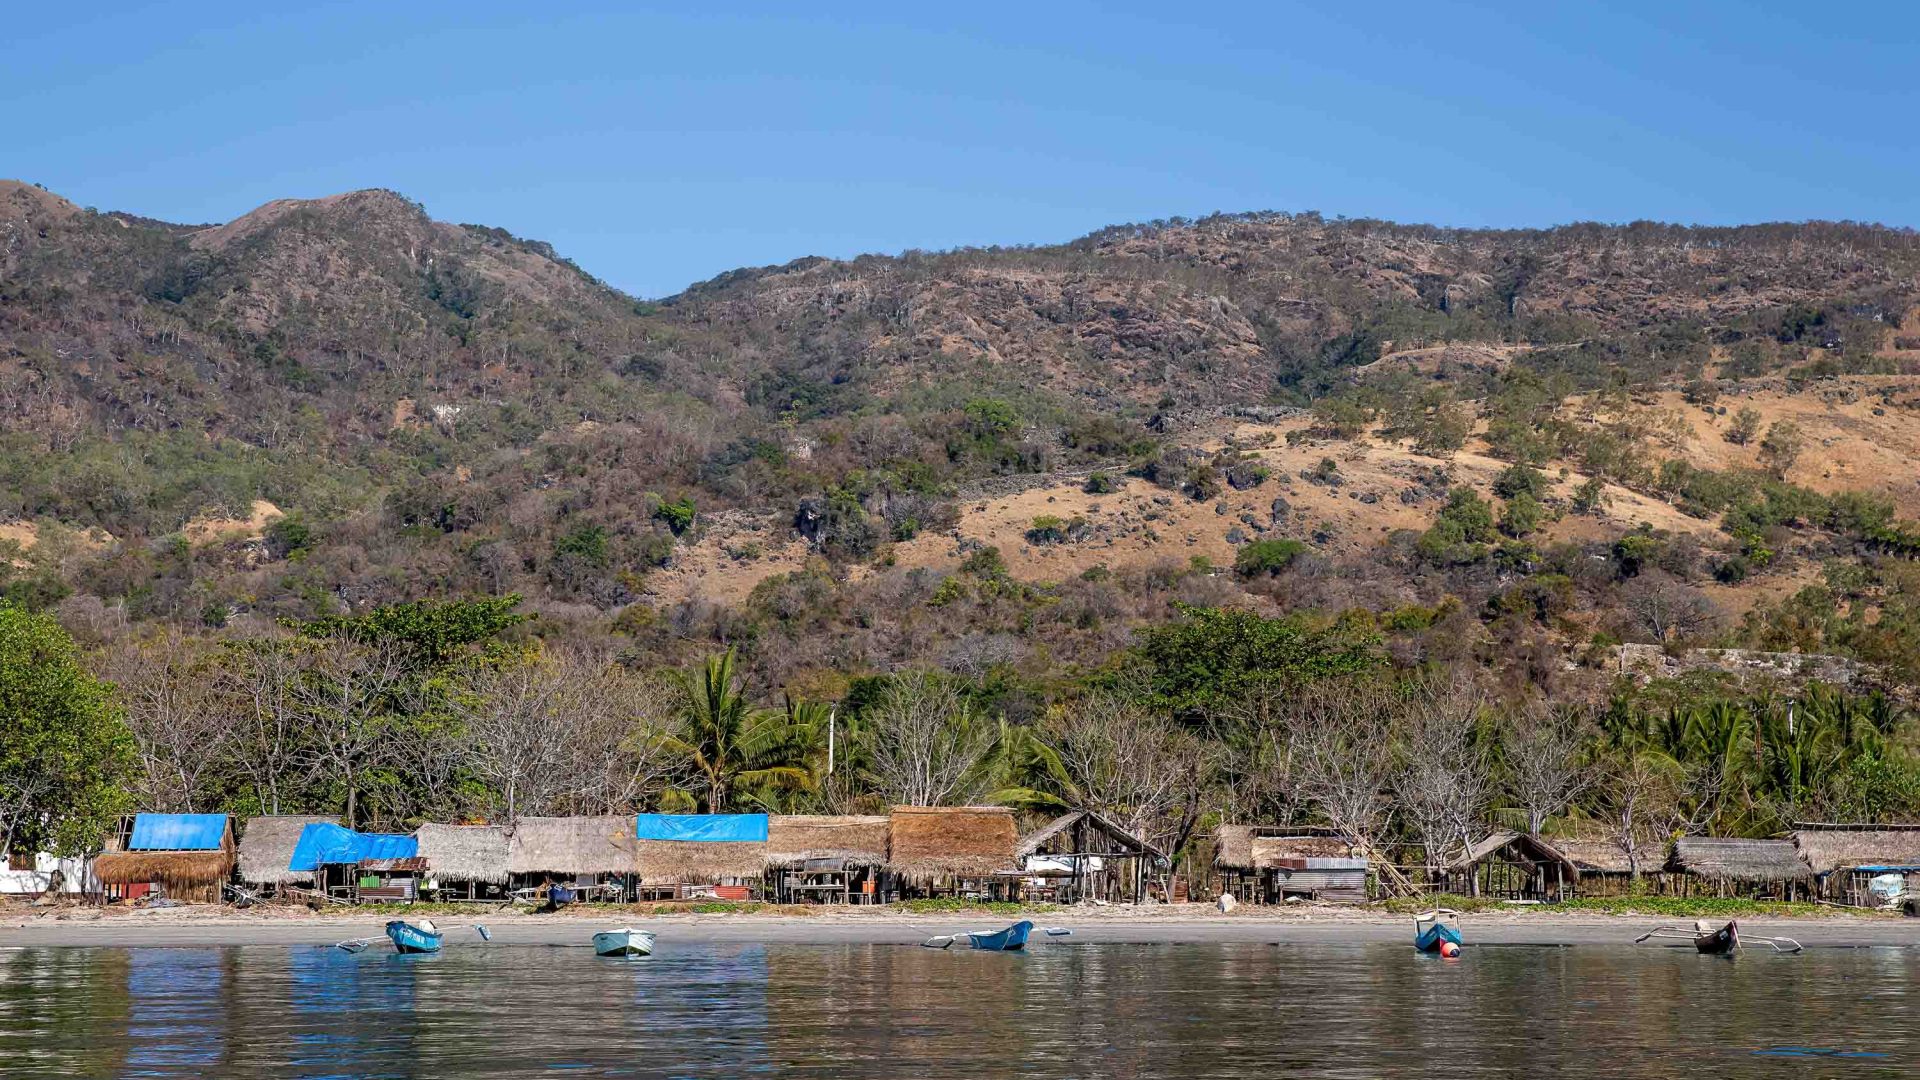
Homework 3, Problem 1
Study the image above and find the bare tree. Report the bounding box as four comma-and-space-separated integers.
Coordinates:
1395, 680, 1492, 879
1292, 683, 1399, 858
1042, 690, 1196, 847
108, 633, 240, 812
223, 640, 305, 814
449, 652, 676, 820
1620, 571, 1718, 644
1599, 750, 1684, 882
863, 670, 995, 806
292, 638, 406, 827
1506, 703, 1595, 837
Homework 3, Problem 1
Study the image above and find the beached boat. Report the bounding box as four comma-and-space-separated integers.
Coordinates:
386, 918, 444, 954
1693, 918, 1738, 955
1633, 919, 1801, 954
1412, 909, 1462, 954
593, 928, 656, 957
966, 920, 1033, 952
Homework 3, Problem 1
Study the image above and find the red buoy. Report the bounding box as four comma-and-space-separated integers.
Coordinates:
1438, 940, 1461, 958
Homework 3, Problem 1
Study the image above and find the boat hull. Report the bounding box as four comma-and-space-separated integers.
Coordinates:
385, 920, 444, 954
966, 920, 1034, 952
1693, 920, 1738, 955
1413, 921, 1463, 953
593, 929, 656, 957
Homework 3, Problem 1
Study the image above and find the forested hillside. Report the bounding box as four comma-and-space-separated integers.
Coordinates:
7, 178, 1920, 864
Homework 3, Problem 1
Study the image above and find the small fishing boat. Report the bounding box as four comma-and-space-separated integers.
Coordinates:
1412, 909, 1462, 954
1693, 918, 1738, 955
593, 928, 656, 957
1634, 919, 1802, 955
966, 920, 1034, 952
385, 918, 444, 954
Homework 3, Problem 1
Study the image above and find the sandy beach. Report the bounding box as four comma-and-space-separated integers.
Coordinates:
6, 903, 1919, 949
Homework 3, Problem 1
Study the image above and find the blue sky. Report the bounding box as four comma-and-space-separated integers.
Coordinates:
7, 2, 1917, 297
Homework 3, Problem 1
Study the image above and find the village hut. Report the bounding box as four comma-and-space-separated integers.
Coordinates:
414, 823, 510, 901
235, 815, 335, 895
631, 814, 769, 898
505, 816, 637, 900
92, 813, 235, 903
887, 806, 1019, 900
1016, 810, 1166, 904
1790, 823, 1920, 908
1214, 825, 1369, 904
1442, 830, 1582, 901
764, 816, 890, 904
1665, 837, 1814, 900
1552, 838, 1643, 897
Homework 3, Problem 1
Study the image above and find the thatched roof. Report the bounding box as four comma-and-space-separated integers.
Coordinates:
1017, 810, 1166, 861
1214, 825, 1350, 870
1790, 826, 1920, 874
1667, 838, 1812, 882
1444, 830, 1579, 878
416, 824, 510, 884
236, 815, 334, 885
505, 816, 635, 877
765, 815, 890, 868
633, 839, 768, 882
1554, 838, 1636, 874
93, 850, 232, 889
887, 806, 1018, 878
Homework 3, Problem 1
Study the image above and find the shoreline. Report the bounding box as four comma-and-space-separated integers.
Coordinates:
6, 904, 1919, 949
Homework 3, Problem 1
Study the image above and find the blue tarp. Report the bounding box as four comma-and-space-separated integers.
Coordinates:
128, 813, 229, 851
634, 814, 769, 843
288, 823, 420, 871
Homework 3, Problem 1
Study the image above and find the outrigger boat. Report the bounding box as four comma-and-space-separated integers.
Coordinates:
1634, 919, 1802, 955
385, 918, 444, 954
922, 920, 1035, 951
1413, 909, 1463, 954
593, 928, 656, 957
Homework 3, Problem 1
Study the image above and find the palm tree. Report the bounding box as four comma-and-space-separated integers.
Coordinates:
663, 650, 814, 812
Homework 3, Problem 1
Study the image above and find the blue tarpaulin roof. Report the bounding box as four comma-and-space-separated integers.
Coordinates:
129, 813, 229, 851
288, 823, 420, 871
634, 814, 768, 843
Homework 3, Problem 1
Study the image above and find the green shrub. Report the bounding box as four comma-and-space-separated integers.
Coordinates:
1235, 538, 1309, 578
1083, 471, 1117, 495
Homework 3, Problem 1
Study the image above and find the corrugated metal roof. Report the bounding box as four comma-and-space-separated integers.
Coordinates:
129, 814, 229, 851
288, 823, 420, 871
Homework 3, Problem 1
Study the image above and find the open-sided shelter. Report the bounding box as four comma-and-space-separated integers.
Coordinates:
1016, 810, 1166, 904
236, 815, 335, 895
1790, 823, 1920, 908
632, 814, 769, 899
764, 815, 890, 904
414, 823, 510, 901
887, 806, 1019, 900
505, 816, 638, 900
1665, 837, 1814, 900
1214, 825, 1369, 904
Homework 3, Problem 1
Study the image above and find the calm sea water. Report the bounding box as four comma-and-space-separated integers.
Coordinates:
1, 941, 1915, 1078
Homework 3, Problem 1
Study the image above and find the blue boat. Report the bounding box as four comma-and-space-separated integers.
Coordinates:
1412, 909, 1462, 954
385, 919, 444, 954
966, 920, 1033, 952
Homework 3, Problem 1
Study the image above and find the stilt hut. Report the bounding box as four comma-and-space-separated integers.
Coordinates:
1790, 823, 1920, 908
1214, 825, 1369, 904
1442, 830, 1582, 901
1015, 810, 1166, 904
92, 813, 234, 903
1552, 838, 1642, 897
287, 822, 423, 903
1665, 838, 1814, 901
886, 806, 1019, 901
414, 824, 510, 901
236, 815, 335, 897
765, 816, 890, 904
632, 814, 769, 900
505, 816, 637, 902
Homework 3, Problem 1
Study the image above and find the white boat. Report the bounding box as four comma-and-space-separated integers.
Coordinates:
593, 927, 656, 957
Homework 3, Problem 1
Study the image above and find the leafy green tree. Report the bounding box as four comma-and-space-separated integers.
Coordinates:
298, 595, 527, 671
1134, 605, 1382, 722
1725, 406, 1762, 445
0, 603, 136, 856
1499, 493, 1545, 538
1235, 538, 1308, 578
663, 650, 816, 812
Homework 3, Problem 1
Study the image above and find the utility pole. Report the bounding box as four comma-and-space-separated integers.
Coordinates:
827, 705, 836, 777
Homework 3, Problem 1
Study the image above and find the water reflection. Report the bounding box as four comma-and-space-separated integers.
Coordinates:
0, 942, 1912, 1077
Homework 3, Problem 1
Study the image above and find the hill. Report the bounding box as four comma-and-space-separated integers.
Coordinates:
5, 181, 1920, 694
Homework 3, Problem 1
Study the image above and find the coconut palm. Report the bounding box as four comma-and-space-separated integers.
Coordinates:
663, 650, 815, 812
